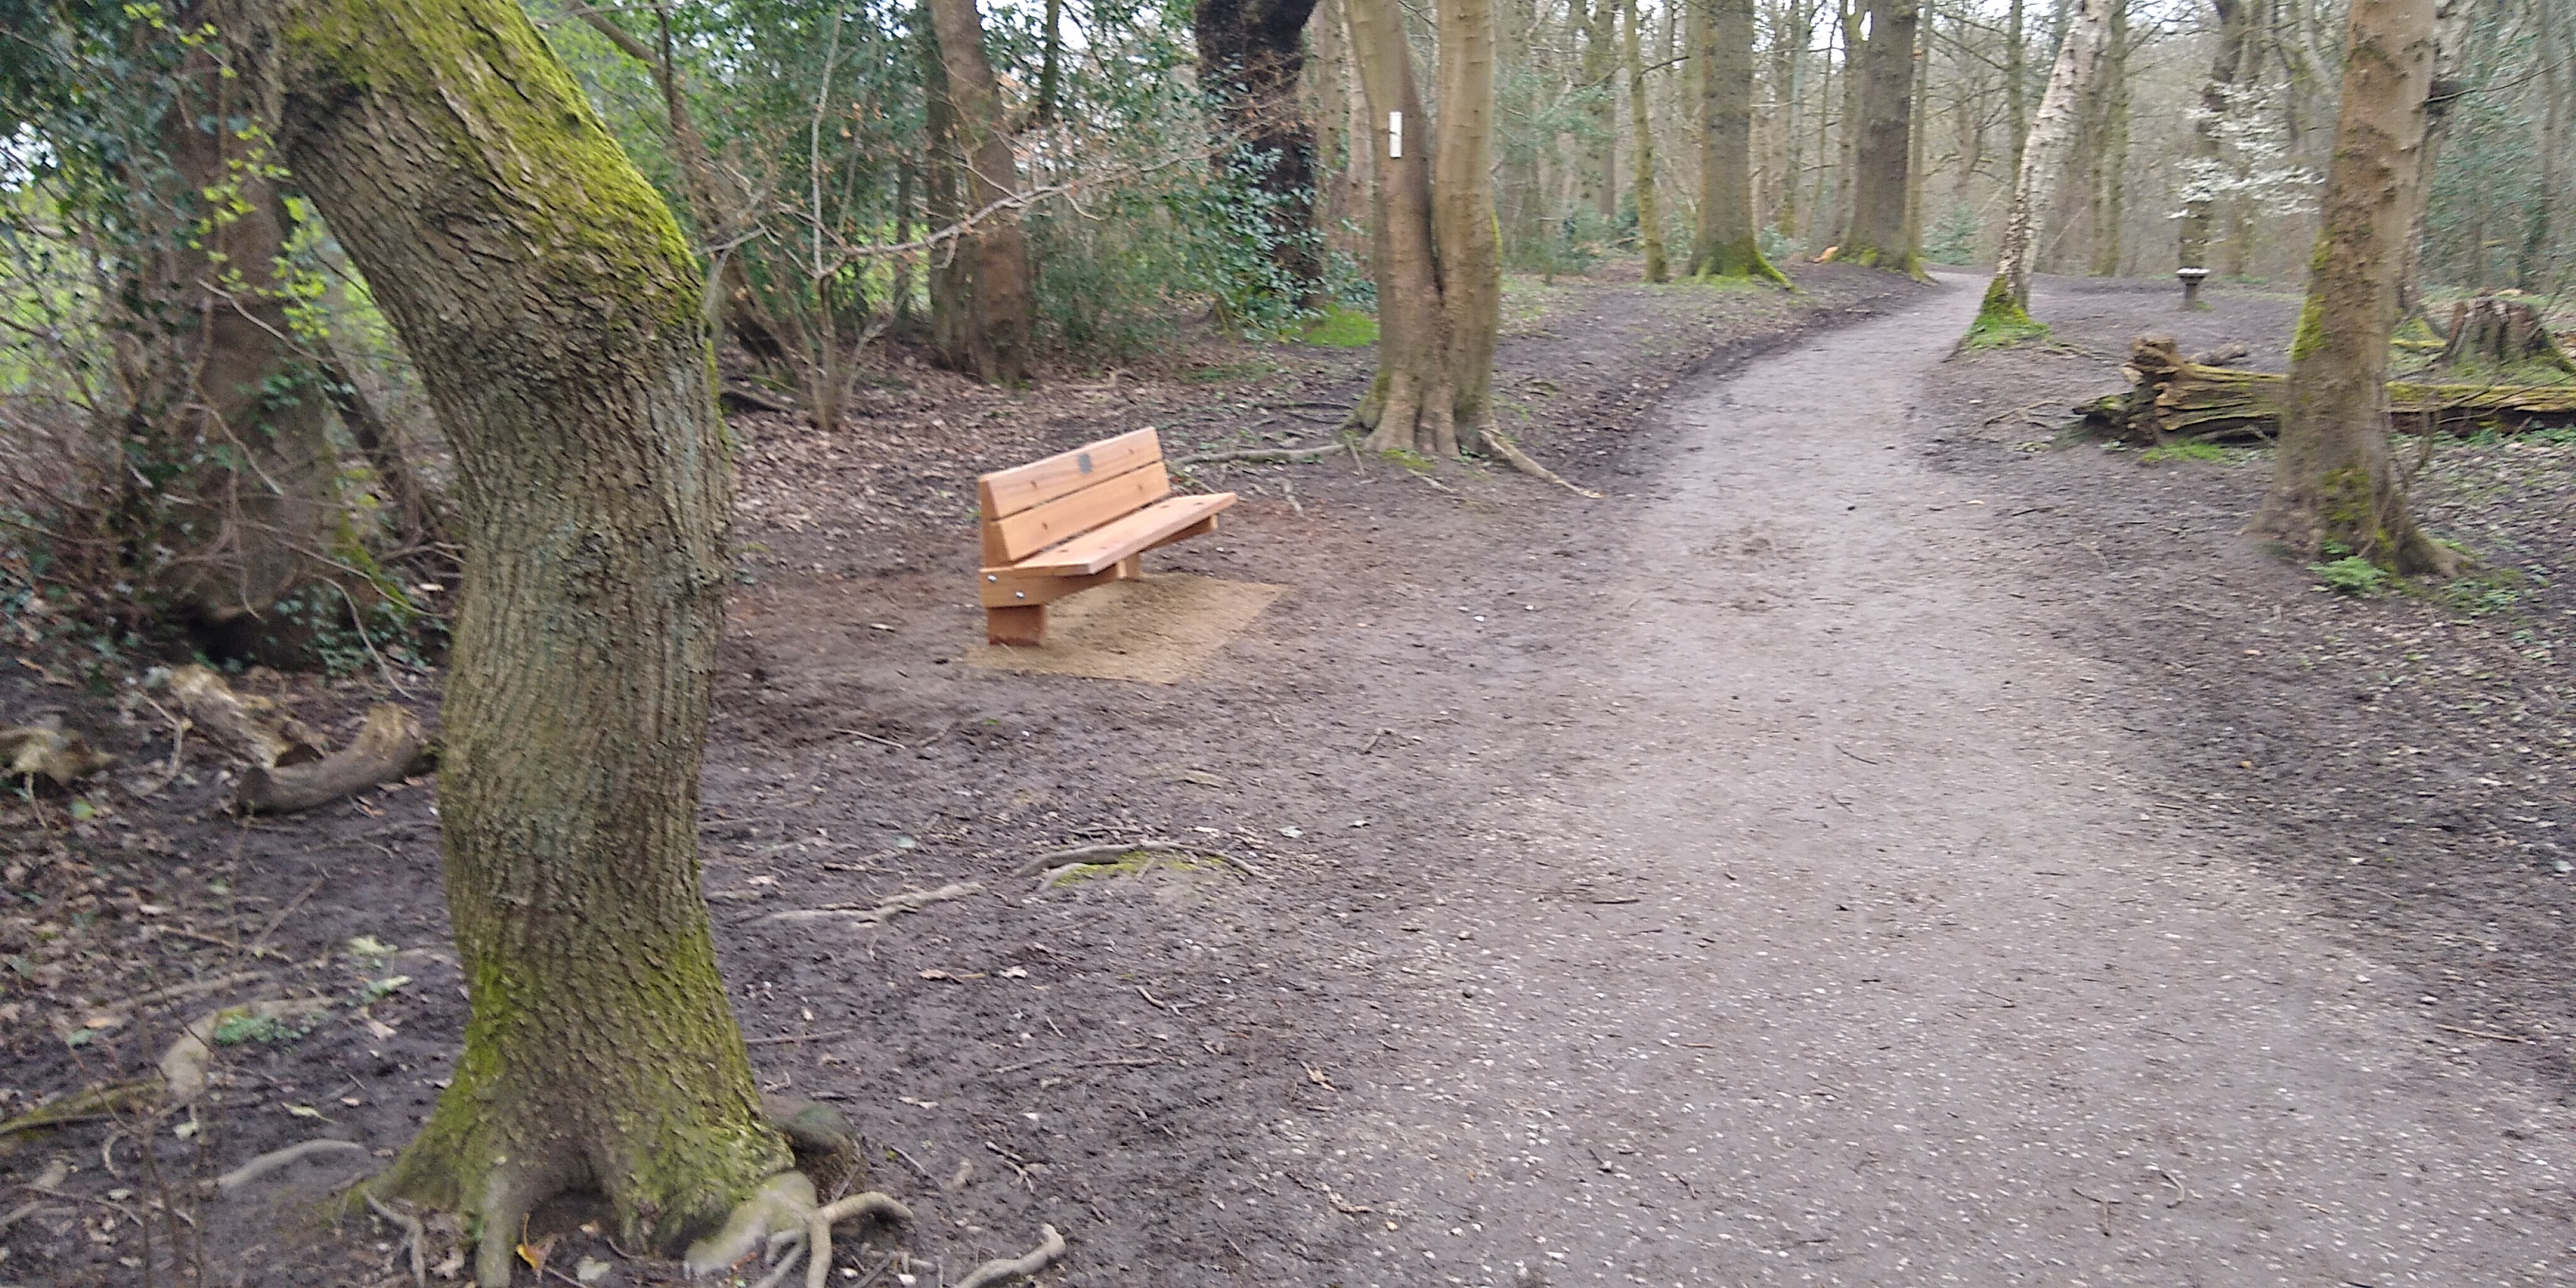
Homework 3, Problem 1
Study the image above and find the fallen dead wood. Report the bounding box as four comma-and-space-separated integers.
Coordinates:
233, 703, 430, 814
163, 665, 328, 769
1169, 444, 1342, 466
0, 1080, 161, 1138
0, 716, 113, 785
2071, 335, 2576, 444
1481, 427, 1605, 499
215, 1137, 369, 1193
758, 881, 983, 925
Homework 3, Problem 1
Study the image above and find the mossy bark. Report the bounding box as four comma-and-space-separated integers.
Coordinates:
1690, 0, 1787, 284
1623, 0, 1667, 283
222, 0, 790, 1279
1196, 0, 1324, 305
2252, 0, 2454, 575
1839, 0, 1922, 275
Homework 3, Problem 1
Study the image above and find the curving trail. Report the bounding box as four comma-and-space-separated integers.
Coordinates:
1304, 276, 2576, 1286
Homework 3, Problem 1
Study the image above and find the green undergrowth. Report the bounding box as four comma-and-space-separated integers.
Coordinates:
2139, 440, 2239, 465
1962, 276, 2050, 350
1297, 307, 1377, 347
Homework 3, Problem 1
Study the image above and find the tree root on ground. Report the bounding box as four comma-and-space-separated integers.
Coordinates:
363, 1192, 428, 1286
686, 1173, 912, 1286
0, 1080, 162, 1138
215, 1137, 369, 1193
1168, 444, 1340, 466
1479, 428, 1605, 499
758, 882, 983, 926
953, 1224, 1066, 1288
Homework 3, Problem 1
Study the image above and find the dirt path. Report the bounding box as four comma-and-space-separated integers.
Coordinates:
1297, 276, 2576, 1286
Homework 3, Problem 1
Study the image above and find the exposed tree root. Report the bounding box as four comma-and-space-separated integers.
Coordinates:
801, 1193, 913, 1288
216, 1137, 369, 1193
1480, 428, 1604, 498
363, 1193, 428, 1286
759, 882, 984, 926
1008, 841, 1196, 877
953, 1224, 1067, 1288
1168, 444, 1341, 466
234, 703, 430, 814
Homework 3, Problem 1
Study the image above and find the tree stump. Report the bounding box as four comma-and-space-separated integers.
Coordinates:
2436, 295, 2576, 376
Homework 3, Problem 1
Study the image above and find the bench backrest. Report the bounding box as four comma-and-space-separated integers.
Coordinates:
976, 428, 1170, 565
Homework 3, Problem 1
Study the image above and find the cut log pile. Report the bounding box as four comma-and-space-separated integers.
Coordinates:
2072, 335, 2576, 445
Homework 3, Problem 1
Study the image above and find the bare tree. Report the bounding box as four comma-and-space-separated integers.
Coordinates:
2253, 0, 2456, 574
1840, 0, 1923, 271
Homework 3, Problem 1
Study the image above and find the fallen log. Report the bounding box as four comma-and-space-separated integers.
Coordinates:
0, 716, 114, 785
2072, 335, 2576, 444
233, 703, 430, 814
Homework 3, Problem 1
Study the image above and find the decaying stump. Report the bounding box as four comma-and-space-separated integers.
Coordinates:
2436, 295, 2576, 376
164, 665, 329, 768
234, 703, 431, 814
0, 716, 114, 785
2072, 335, 2576, 444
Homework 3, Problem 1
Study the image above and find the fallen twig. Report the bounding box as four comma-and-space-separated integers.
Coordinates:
951, 1223, 1065, 1288
745, 1029, 855, 1047
759, 882, 983, 926
2436, 1023, 2529, 1043
95, 969, 271, 1016
364, 1193, 427, 1286
215, 1137, 369, 1193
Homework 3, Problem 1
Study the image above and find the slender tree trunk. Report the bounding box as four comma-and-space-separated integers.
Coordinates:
1972, 0, 2110, 330
1840, 0, 1920, 270
2177, 0, 2253, 273
1035, 0, 1065, 125
1902, 0, 1931, 260
1691, 0, 1788, 279
222, 0, 792, 1281
1775, 0, 1810, 239
1627, 0, 1669, 280
2254, 0, 2454, 574
919, 13, 975, 366
2087, 0, 2127, 275
1435, 0, 1503, 451
926, 0, 1037, 383
2005, 0, 2028, 178
1829, 0, 1861, 242
1196, 0, 1326, 303
1577, 0, 1620, 224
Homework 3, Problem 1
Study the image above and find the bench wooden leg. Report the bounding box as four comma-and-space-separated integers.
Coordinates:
986, 605, 1046, 647
1115, 554, 1142, 580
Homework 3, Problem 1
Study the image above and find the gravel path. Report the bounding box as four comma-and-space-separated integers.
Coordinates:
1304, 275, 2576, 1287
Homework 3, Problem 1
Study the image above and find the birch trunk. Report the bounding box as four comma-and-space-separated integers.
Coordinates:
2253, 0, 2455, 575
220, 0, 792, 1280
1971, 0, 2111, 332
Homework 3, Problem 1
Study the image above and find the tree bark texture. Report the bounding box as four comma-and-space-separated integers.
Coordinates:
1577, 0, 1619, 223
221, 0, 792, 1279
925, 0, 1036, 384
2177, 0, 2256, 272
127, 36, 342, 630
2254, 0, 2453, 574
1840, 0, 1920, 271
1692, 0, 1785, 280
2085, 0, 2128, 276
1975, 0, 2111, 325
1196, 0, 1325, 302
1346, 0, 1501, 458
1624, 0, 1668, 281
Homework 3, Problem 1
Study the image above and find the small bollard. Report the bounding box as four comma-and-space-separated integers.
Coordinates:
2176, 265, 2211, 310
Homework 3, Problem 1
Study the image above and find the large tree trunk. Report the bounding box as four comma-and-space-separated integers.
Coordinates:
223, 0, 792, 1280
1971, 0, 2112, 333
1771, 0, 1811, 240
1692, 0, 1786, 279
2252, 0, 2454, 574
925, 0, 1037, 384
1839, 0, 1921, 271
1197, 0, 1326, 304
1624, 0, 1668, 281
1346, 0, 1503, 459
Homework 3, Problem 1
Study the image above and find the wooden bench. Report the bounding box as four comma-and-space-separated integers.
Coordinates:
975, 429, 1235, 646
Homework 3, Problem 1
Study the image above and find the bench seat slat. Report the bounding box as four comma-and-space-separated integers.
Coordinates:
1001, 493, 1235, 576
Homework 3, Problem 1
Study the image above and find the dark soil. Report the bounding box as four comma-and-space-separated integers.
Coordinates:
0, 262, 1923, 1286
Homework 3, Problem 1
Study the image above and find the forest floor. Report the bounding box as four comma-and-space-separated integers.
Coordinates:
2, 261, 2572, 1286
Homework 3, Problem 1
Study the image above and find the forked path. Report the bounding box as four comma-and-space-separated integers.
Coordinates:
1302, 279, 2575, 1286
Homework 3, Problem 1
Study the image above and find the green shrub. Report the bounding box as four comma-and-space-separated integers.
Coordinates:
2312, 556, 2390, 596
